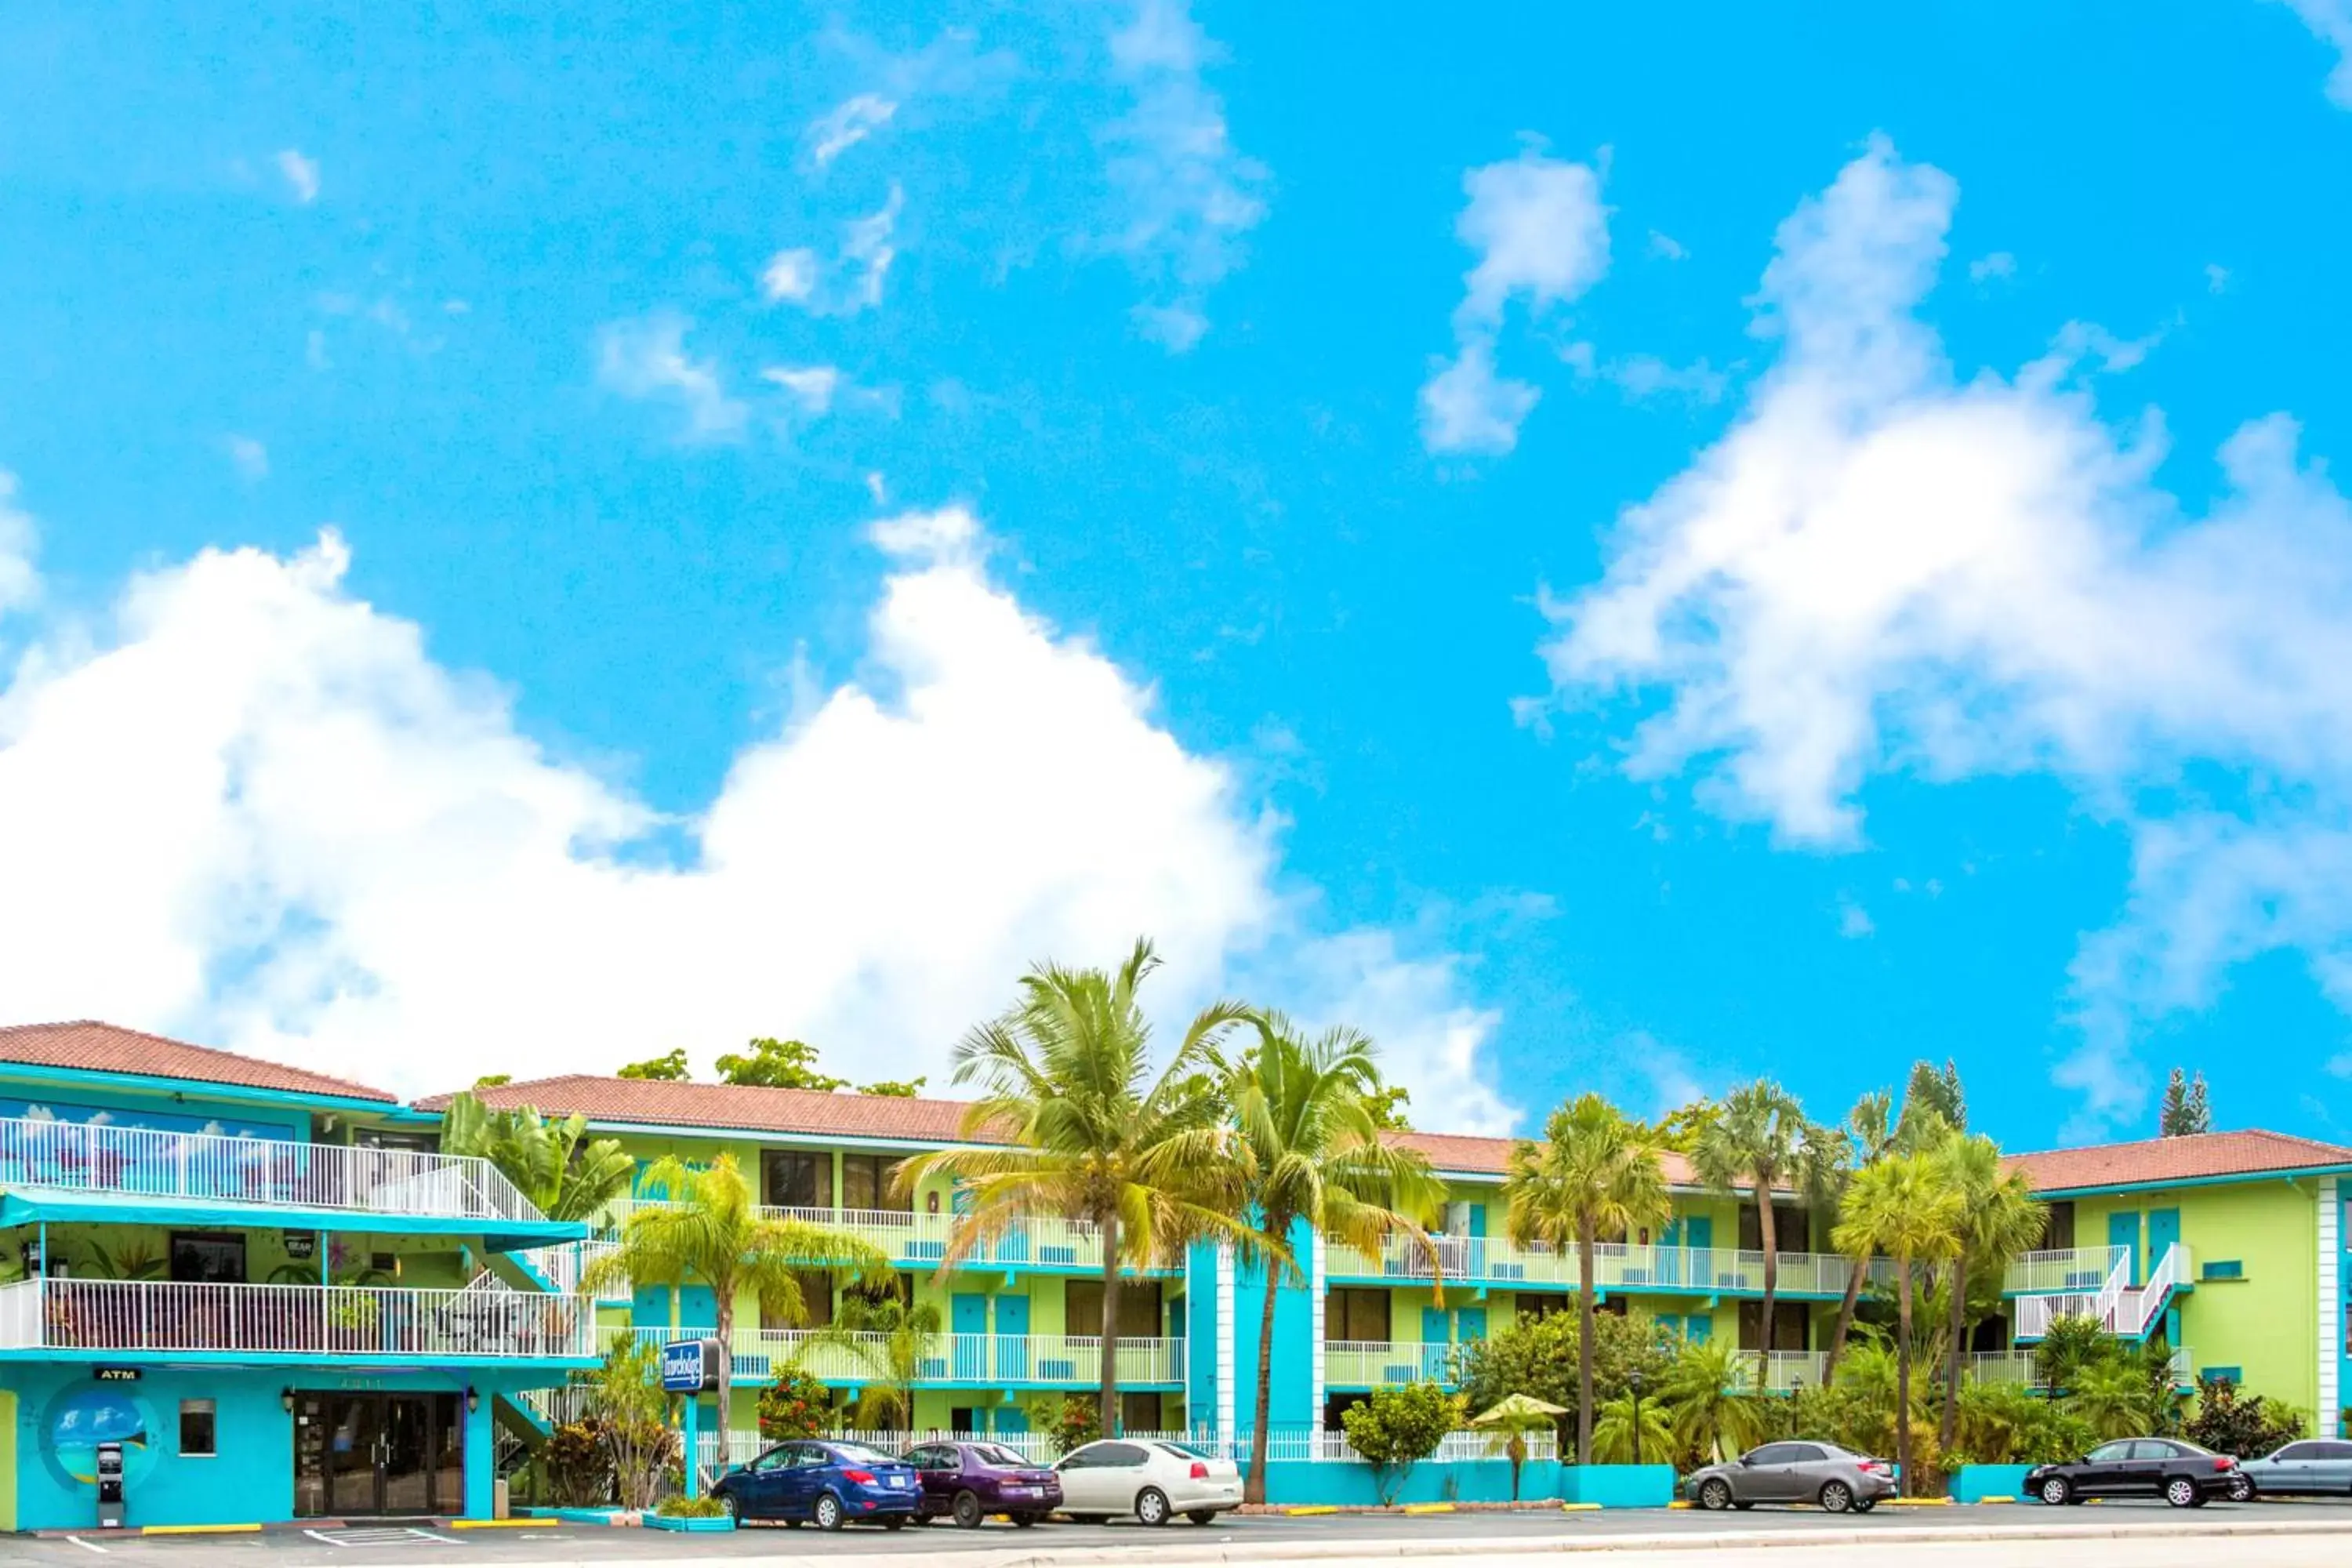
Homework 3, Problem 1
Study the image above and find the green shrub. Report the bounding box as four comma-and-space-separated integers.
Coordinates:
542, 1421, 616, 1508
1452, 1308, 1669, 1432
1038, 1395, 1102, 1456
655, 1494, 728, 1518
2185, 1378, 2305, 1458
1341, 1381, 1465, 1504
757, 1367, 836, 1440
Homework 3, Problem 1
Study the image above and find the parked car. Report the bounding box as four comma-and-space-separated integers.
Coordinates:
1052, 1438, 1242, 1525
903, 1439, 1064, 1526
2024, 1438, 2241, 1508
2234, 1439, 2352, 1498
1686, 1441, 1896, 1513
711, 1439, 920, 1529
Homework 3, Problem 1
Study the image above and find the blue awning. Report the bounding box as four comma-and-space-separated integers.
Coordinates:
0, 1191, 588, 1249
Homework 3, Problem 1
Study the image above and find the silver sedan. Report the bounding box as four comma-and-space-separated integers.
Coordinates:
1687, 1440, 1900, 1513
2237, 1439, 2352, 1498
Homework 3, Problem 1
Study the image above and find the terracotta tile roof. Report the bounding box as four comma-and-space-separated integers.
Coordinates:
1392, 1131, 1719, 1191
2004, 1129, 2352, 1192
0, 1020, 397, 1105
416, 1073, 1009, 1145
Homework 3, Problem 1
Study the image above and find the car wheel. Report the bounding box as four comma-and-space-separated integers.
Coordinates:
723, 1493, 744, 1525
2229, 1475, 2254, 1503
1697, 1478, 1733, 1512
1187, 1509, 1218, 1526
815, 1492, 846, 1531
1012, 1513, 1038, 1528
1819, 1481, 1853, 1514
1135, 1487, 1171, 1526
953, 1490, 986, 1530
2039, 1477, 2071, 1507
2165, 1477, 2198, 1509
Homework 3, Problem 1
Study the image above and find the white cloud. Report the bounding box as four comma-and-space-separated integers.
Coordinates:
1837, 899, 1875, 939
807, 93, 898, 168
276, 149, 320, 204
223, 436, 270, 481
1969, 250, 2016, 283
1097, 0, 1269, 353
2206, 263, 2232, 294
760, 365, 843, 419
1534, 132, 2352, 1129
0, 499, 1510, 1128
1605, 354, 1731, 405
763, 187, 902, 315
760, 249, 822, 306
0, 472, 37, 617
1647, 230, 1687, 262
2278, 0, 2352, 106
1421, 145, 1610, 456
595, 313, 747, 443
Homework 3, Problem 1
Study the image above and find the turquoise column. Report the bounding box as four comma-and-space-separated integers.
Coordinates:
462, 1388, 495, 1518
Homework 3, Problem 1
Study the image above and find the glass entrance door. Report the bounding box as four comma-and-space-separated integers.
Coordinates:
296, 1393, 462, 1516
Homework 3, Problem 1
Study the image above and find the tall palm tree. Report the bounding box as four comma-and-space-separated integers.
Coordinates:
811, 1287, 944, 1430
1692, 1080, 1817, 1390
1934, 1132, 2046, 1456
1820, 1090, 1895, 1385
1832, 1151, 1962, 1496
437, 1090, 635, 1223
1216, 1014, 1445, 1502
900, 938, 1249, 1436
583, 1154, 887, 1474
1502, 1093, 1671, 1464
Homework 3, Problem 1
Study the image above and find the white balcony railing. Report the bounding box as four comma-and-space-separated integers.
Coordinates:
0, 1116, 546, 1228
1324, 1233, 1858, 1298
1324, 1339, 1457, 1386
601, 1325, 1186, 1387
1963, 1350, 2042, 1387
0, 1277, 597, 1360
597, 1201, 1158, 1277
2013, 1244, 2186, 1342
514, 1238, 627, 1298
2003, 1247, 2132, 1296
1728, 1349, 1828, 1393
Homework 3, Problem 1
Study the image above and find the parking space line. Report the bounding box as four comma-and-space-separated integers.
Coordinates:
61, 1537, 109, 1555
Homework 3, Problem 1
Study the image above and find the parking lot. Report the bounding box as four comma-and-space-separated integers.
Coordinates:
9, 1500, 2352, 1566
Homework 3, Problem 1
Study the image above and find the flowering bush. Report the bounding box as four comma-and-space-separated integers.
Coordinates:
757, 1367, 836, 1440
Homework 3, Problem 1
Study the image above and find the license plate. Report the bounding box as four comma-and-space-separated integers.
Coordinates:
1006, 1486, 1035, 1497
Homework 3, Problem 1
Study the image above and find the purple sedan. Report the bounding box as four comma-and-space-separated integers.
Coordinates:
903, 1439, 1064, 1527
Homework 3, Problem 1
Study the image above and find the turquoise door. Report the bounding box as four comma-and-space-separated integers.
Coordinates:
1421, 1307, 1451, 1377
1659, 1218, 1683, 1287
2108, 1210, 2142, 1287
953, 1293, 989, 1380
993, 1405, 1029, 1435
995, 1293, 1030, 1381
1686, 1217, 1715, 1288
2147, 1208, 2181, 1277
1686, 1313, 1712, 1344
1467, 1202, 1488, 1277
1456, 1307, 1488, 1345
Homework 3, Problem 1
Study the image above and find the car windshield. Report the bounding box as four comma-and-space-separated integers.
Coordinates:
971, 1444, 1029, 1467
1155, 1442, 1212, 1460
829, 1444, 898, 1467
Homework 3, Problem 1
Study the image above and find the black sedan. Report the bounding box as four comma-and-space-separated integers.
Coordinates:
2026, 1438, 2242, 1508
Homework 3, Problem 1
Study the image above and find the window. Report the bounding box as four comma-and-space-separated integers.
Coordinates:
1748, 1444, 1799, 1465
1788, 1444, 1826, 1462
971, 1443, 1027, 1468
752, 1446, 793, 1472
2204, 1367, 2244, 1387
1737, 1204, 1809, 1254
763, 1151, 831, 1210
169, 1232, 246, 1284
1118, 1392, 1162, 1432
840, 1153, 912, 1213
2274, 1443, 2319, 1462
1326, 1287, 1391, 1343
2131, 1440, 2183, 1461
1065, 1279, 1162, 1338
2199, 1259, 2243, 1280
2323, 1443, 2352, 1461
768, 1271, 833, 1331
1515, 1293, 1569, 1319
179, 1399, 216, 1457
2086, 1441, 2134, 1462
2042, 1201, 2076, 1252
1094, 1443, 1145, 1468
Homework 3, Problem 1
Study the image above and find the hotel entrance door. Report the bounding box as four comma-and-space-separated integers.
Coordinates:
294, 1392, 463, 1516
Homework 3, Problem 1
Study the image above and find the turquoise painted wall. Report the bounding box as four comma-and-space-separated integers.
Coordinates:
1259, 1457, 1566, 1505
1231, 1229, 1313, 1436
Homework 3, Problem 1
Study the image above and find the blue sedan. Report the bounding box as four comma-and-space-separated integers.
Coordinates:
712, 1439, 921, 1529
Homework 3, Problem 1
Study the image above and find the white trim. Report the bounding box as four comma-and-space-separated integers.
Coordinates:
2319, 1178, 2339, 1434
1215, 1243, 1236, 1438
1309, 1232, 1327, 1430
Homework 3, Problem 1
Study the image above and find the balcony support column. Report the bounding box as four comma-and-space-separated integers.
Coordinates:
462, 1381, 496, 1518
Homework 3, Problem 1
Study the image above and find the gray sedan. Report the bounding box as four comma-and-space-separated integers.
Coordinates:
2237, 1439, 2352, 1498
1688, 1440, 1899, 1514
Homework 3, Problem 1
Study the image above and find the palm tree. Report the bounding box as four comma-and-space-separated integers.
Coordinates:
1934, 1132, 2046, 1456
1820, 1090, 1895, 1385
900, 938, 1249, 1436
1661, 1339, 1767, 1464
1216, 1014, 1444, 1503
437, 1090, 635, 1223
1692, 1080, 1818, 1391
1502, 1093, 1671, 1464
1590, 1391, 1675, 1465
583, 1154, 887, 1475
2071, 1358, 2156, 1440
811, 1287, 944, 1430
1831, 1151, 1962, 1496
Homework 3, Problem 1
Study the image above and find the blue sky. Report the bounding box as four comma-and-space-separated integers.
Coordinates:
4, 2, 2352, 1148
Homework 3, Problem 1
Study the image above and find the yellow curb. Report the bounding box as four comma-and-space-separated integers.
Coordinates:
1401, 1502, 1455, 1515
140, 1524, 263, 1536
1976, 1496, 2017, 1504
1286, 1505, 1340, 1516
450, 1519, 543, 1529
1668, 1500, 1693, 1509
1560, 1501, 1602, 1512
1888, 1497, 1954, 1506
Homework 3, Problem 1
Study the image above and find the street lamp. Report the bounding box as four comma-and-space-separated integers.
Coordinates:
1628, 1371, 1646, 1467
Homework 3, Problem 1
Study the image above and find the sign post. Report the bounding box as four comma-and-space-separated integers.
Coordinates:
662, 1338, 721, 1498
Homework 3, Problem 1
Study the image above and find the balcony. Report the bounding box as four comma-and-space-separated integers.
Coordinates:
2003, 1247, 2131, 1296
1727, 1349, 1828, 1393
1325, 1339, 1456, 1387
0, 1115, 558, 1233
2012, 1243, 2189, 1343
1325, 1233, 1858, 1298
601, 1324, 1185, 1388
0, 1277, 597, 1363
601, 1201, 1163, 1276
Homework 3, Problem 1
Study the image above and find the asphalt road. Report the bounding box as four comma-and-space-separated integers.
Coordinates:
9, 1501, 2352, 1566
